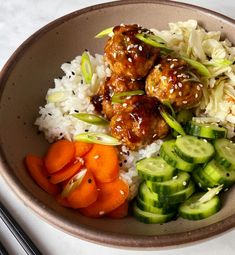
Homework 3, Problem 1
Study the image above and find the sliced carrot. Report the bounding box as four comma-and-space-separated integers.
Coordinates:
74, 141, 93, 157
25, 155, 60, 195
55, 194, 71, 207
49, 159, 83, 184
66, 170, 98, 209
44, 140, 75, 174
79, 178, 129, 218
107, 200, 129, 219
84, 144, 119, 183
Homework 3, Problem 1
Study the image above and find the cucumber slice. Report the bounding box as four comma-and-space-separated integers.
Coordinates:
202, 160, 235, 188
185, 121, 227, 139
146, 171, 191, 195
175, 136, 214, 164
158, 181, 195, 204
160, 140, 195, 172
136, 157, 176, 182
192, 168, 215, 190
179, 193, 221, 220
133, 202, 175, 224
214, 139, 235, 170
138, 182, 164, 208
136, 197, 176, 214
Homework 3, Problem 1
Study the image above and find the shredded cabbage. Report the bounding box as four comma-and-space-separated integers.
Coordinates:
152, 20, 235, 138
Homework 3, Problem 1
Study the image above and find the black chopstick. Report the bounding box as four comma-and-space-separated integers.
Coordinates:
0, 202, 42, 255
0, 241, 9, 255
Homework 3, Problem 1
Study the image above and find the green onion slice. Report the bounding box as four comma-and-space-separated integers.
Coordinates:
162, 100, 176, 118
74, 132, 121, 145
81, 51, 93, 84
72, 113, 109, 126
111, 90, 145, 104
135, 33, 172, 52
95, 27, 114, 38
61, 169, 87, 198
204, 59, 232, 67
181, 56, 211, 77
176, 109, 193, 124
159, 106, 186, 136
182, 71, 201, 83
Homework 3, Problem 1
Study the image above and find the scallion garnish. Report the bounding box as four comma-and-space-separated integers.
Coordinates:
181, 56, 211, 77
74, 132, 121, 145
111, 90, 145, 104
81, 51, 93, 84
61, 169, 87, 198
159, 106, 186, 136
135, 33, 172, 52
95, 27, 114, 38
72, 113, 109, 126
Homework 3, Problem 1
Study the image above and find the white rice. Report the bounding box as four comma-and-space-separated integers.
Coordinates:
36, 20, 235, 200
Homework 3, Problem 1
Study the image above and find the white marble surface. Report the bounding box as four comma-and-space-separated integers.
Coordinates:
0, 0, 235, 254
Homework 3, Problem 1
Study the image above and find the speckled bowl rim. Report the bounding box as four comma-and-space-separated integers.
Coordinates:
0, 0, 235, 248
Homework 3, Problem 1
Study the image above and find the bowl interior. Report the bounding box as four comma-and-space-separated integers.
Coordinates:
0, 0, 235, 247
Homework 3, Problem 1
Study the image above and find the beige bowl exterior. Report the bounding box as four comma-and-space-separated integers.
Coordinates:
0, 0, 235, 248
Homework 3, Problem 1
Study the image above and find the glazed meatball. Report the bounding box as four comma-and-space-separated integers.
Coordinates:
92, 74, 144, 119
104, 24, 159, 79
110, 96, 169, 150
145, 56, 203, 110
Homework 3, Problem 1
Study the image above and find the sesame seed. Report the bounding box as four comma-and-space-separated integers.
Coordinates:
161, 76, 167, 80
113, 52, 117, 58
128, 57, 132, 62
167, 58, 172, 61
195, 93, 198, 98
94, 155, 100, 159
173, 71, 177, 75
199, 83, 203, 88
170, 64, 175, 69
179, 91, 182, 96
170, 88, 174, 94
183, 181, 187, 186
169, 77, 173, 82
174, 84, 178, 89
182, 100, 188, 104
99, 211, 105, 215
139, 45, 143, 51
120, 23, 124, 26
152, 134, 157, 138
172, 176, 178, 180
126, 37, 130, 42
123, 103, 127, 107
224, 188, 229, 192
172, 58, 178, 62
196, 85, 200, 91
178, 82, 183, 88
120, 190, 125, 195
203, 139, 208, 143
198, 182, 202, 187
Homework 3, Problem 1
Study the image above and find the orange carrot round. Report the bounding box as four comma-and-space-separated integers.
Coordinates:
49, 159, 83, 184
44, 140, 75, 174
84, 144, 119, 183
79, 178, 129, 218
107, 200, 129, 219
66, 170, 98, 209
25, 155, 60, 195
55, 194, 71, 207
74, 141, 93, 157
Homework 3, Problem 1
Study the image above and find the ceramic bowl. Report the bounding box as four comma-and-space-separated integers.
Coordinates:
0, 0, 235, 248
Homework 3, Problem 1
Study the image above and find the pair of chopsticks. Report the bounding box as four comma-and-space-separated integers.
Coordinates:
0, 201, 42, 255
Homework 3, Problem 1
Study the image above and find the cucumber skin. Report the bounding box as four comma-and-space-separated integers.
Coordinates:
136, 197, 176, 214
202, 160, 235, 188
179, 196, 221, 220
185, 122, 227, 139
138, 182, 164, 208
192, 168, 215, 190
160, 142, 195, 172
146, 172, 191, 195
157, 181, 195, 205
133, 203, 175, 224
